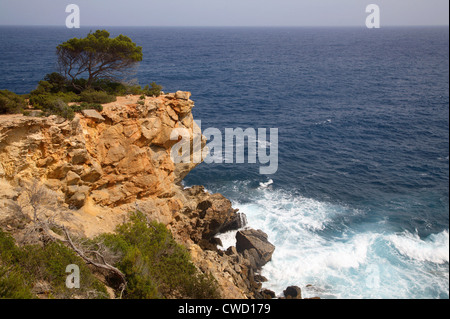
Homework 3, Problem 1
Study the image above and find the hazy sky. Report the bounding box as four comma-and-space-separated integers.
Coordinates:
0, 0, 448, 27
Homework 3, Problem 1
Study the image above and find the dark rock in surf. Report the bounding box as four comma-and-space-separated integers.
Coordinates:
283, 286, 302, 299
236, 229, 275, 269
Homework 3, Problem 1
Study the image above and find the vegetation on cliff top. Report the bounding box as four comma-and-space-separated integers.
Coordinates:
0, 30, 162, 119
0, 210, 219, 299
97, 211, 220, 299
0, 230, 108, 299
0, 90, 27, 115
57, 30, 143, 90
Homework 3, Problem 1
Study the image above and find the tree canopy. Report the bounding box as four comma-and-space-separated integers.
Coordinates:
56, 30, 143, 90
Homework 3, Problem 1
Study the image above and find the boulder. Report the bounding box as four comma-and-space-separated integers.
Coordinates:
36, 156, 55, 168
236, 229, 275, 269
65, 171, 81, 185
70, 149, 89, 165
68, 192, 86, 208
66, 185, 90, 208
81, 162, 102, 183
47, 163, 72, 179
140, 117, 161, 142
81, 109, 105, 122
261, 289, 276, 299
283, 286, 302, 299
174, 91, 191, 100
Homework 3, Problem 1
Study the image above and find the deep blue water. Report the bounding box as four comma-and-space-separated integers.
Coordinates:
0, 26, 448, 299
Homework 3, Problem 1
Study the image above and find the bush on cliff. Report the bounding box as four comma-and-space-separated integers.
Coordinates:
143, 82, 163, 97
28, 94, 75, 120
42, 72, 70, 94
0, 230, 34, 298
0, 229, 108, 299
0, 90, 26, 114
28, 76, 114, 119
26, 63, 163, 118
79, 90, 116, 104
0, 265, 35, 299
71, 102, 103, 113
98, 211, 220, 299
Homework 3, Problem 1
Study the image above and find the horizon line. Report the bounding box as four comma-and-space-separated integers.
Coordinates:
0, 24, 448, 28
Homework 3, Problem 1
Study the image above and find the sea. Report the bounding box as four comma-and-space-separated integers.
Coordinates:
0, 26, 448, 299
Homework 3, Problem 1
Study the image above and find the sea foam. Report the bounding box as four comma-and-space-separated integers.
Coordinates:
217, 183, 449, 299
388, 230, 449, 264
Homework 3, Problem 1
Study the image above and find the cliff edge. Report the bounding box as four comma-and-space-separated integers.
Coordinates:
0, 92, 275, 299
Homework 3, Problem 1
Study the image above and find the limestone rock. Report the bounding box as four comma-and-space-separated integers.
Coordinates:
81, 162, 102, 183
261, 289, 276, 299
70, 149, 89, 165
36, 156, 55, 168
175, 91, 191, 100
81, 109, 105, 122
68, 191, 87, 209
66, 171, 81, 185
140, 117, 161, 142
0, 94, 271, 300
236, 229, 275, 269
180, 188, 241, 245
47, 163, 72, 179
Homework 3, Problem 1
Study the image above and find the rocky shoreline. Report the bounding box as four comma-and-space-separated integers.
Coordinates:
170, 185, 277, 298
0, 92, 305, 299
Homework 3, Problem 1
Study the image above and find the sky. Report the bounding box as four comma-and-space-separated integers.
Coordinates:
0, 0, 448, 27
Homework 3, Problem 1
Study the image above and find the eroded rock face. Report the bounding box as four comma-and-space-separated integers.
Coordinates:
168, 185, 248, 252
0, 94, 203, 208
0, 93, 277, 299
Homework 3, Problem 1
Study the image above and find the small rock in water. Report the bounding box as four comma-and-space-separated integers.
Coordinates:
283, 286, 302, 299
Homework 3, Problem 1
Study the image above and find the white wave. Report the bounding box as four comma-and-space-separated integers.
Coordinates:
260, 232, 379, 298
217, 230, 240, 250
314, 119, 332, 125
242, 188, 358, 233
323, 234, 375, 269
211, 182, 449, 298
258, 179, 273, 189
388, 230, 449, 264
228, 185, 449, 298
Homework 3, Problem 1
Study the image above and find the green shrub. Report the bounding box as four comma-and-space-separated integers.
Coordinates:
0, 230, 108, 299
43, 73, 69, 93
0, 266, 35, 299
31, 73, 72, 96
71, 102, 103, 113
91, 79, 128, 96
0, 230, 21, 264
19, 242, 108, 298
99, 211, 220, 299
125, 85, 143, 95
29, 91, 79, 107
79, 90, 116, 104
0, 90, 26, 114
40, 99, 75, 120
143, 82, 162, 97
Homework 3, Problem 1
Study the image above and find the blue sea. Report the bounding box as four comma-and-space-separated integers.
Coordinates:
0, 26, 448, 299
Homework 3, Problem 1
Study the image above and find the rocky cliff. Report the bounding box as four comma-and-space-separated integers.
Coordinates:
0, 92, 275, 299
